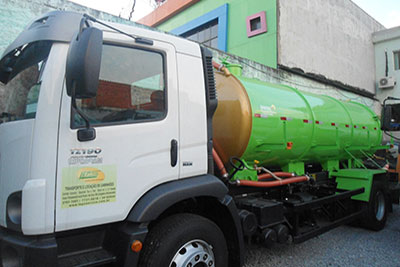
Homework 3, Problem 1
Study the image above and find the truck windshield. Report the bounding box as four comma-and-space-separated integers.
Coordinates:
0, 41, 51, 123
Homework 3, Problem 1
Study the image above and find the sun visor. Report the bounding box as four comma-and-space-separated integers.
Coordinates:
0, 11, 84, 84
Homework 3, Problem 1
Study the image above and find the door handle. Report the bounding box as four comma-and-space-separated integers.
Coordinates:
170, 139, 178, 167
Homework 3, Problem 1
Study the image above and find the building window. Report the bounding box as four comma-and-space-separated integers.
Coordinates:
182, 20, 219, 49
250, 17, 261, 31
171, 4, 228, 51
73, 44, 166, 128
394, 51, 400, 71
246, 11, 267, 38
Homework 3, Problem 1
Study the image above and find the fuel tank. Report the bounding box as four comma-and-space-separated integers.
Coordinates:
212, 71, 382, 171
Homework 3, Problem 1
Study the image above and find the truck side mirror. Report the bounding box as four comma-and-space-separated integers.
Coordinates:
381, 105, 391, 131
381, 103, 400, 131
66, 27, 103, 99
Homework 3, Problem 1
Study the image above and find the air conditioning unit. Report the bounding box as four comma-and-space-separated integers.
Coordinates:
378, 77, 396, 89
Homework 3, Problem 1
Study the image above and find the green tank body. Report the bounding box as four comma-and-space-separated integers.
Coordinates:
213, 72, 382, 174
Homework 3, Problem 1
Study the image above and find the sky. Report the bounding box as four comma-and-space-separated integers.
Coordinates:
351, 0, 400, 28
69, 0, 155, 21
70, 0, 400, 28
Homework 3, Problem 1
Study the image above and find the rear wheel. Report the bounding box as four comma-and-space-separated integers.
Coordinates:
139, 213, 228, 267
361, 182, 387, 231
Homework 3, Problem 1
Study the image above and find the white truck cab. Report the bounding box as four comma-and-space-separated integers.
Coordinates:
0, 11, 240, 267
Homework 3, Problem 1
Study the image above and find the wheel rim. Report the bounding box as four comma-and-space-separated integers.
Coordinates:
374, 190, 385, 221
169, 239, 215, 267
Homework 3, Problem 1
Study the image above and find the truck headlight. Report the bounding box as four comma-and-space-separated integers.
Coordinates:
6, 191, 22, 231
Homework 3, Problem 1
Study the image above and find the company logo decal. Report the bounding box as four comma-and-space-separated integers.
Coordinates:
78, 168, 105, 183
61, 165, 117, 209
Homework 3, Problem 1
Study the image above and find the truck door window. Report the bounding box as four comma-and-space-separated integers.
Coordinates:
73, 44, 166, 128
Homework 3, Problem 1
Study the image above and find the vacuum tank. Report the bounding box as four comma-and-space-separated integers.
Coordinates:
212, 71, 382, 172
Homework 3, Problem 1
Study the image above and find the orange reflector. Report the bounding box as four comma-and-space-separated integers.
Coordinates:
131, 240, 143, 253
286, 142, 293, 150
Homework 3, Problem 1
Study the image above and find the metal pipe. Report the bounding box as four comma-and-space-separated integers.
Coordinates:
237, 176, 309, 187
212, 148, 229, 178
258, 172, 294, 180
212, 61, 231, 76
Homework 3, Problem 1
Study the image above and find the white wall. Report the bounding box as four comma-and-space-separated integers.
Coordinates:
373, 26, 400, 101
278, 0, 384, 94
373, 26, 400, 141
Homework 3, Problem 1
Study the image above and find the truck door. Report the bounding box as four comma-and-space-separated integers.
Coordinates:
55, 38, 179, 231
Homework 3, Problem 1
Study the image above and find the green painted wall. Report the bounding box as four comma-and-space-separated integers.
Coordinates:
157, 0, 277, 68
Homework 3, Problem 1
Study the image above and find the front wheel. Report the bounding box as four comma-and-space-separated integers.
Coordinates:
139, 213, 228, 267
361, 182, 387, 231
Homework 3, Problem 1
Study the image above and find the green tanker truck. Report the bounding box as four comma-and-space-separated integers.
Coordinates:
214, 67, 386, 202
211, 64, 400, 239
0, 11, 399, 267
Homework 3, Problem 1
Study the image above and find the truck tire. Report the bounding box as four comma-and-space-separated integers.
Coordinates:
139, 213, 228, 267
361, 182, 387, 231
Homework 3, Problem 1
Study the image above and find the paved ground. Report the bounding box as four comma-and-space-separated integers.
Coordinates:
244, 205, 400, 267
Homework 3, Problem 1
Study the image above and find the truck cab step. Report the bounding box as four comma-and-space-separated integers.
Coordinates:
58, 248, 116, 267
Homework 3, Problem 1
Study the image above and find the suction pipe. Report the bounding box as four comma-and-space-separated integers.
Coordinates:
212, 148, 310, 187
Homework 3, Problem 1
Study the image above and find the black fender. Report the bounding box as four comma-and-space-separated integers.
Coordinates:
125, 174, 244, 267
219, 194, 245, 267
127, 174, 228, 222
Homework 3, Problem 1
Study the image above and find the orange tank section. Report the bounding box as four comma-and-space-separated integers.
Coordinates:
212, 71, 253, 164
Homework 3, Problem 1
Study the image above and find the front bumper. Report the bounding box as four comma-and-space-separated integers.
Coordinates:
0, 227, 57, 267
0, 222, 148, 267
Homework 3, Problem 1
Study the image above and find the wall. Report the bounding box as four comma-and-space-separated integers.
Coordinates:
278, 0, 384, 94
156, 0, 278, 68
373, 26, 400, 141
0, 0, 136, 56
373, 26, 400, 101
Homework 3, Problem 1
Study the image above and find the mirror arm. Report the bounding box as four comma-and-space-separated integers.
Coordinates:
71, 82, 91, 129
383, 96, 400, 106
71, 82, 96, 143
77, 17, 91, 40
71, 97, 91, 129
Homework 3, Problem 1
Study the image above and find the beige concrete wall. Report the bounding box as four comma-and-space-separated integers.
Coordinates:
278, 0, 384, 94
